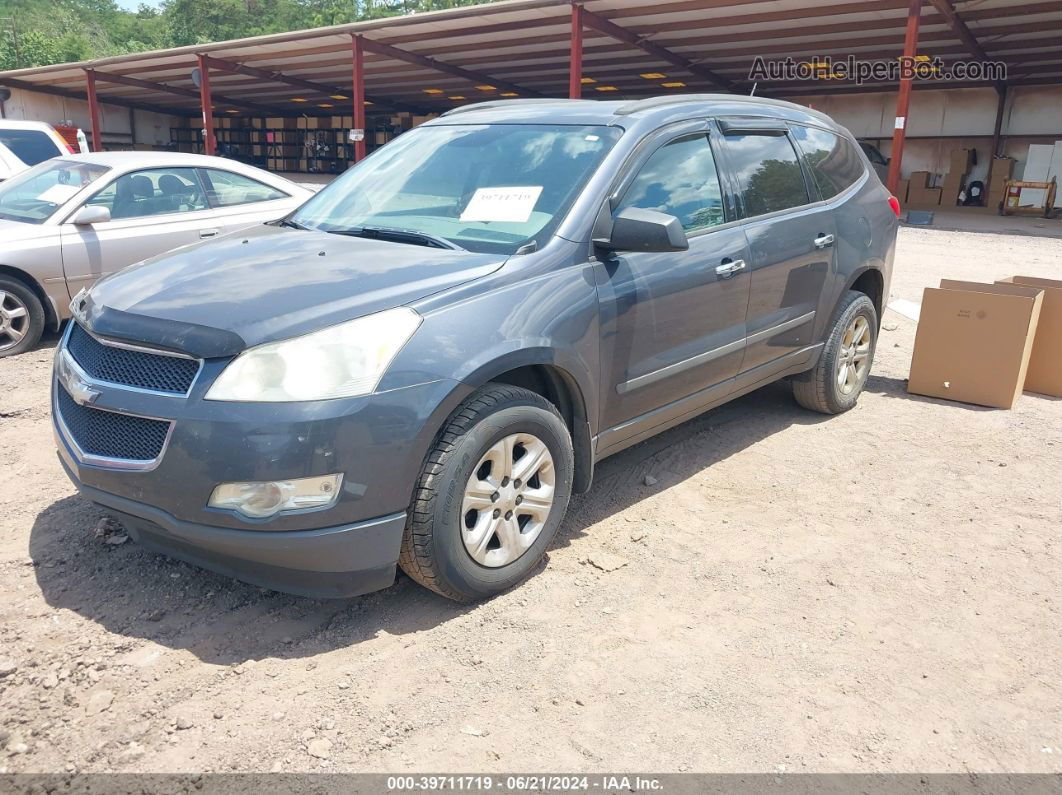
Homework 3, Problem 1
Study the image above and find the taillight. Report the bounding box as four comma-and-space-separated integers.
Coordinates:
887, 195, 901, 218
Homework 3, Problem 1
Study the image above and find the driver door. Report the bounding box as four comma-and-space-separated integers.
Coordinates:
596, 124, 751, 447
58, 167, 216, 297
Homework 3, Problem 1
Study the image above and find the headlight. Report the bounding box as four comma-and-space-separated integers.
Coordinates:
208, 474, 343, 519
205, 307, 421, 402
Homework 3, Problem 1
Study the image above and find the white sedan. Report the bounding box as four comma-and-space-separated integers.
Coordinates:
0, 152, 313, 356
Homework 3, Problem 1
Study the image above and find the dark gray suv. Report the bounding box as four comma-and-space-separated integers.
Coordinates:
52, 96, 898, 602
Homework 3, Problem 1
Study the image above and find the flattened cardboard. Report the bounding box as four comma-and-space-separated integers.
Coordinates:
908, 280, 1043, 409
998, 276, 1062, 396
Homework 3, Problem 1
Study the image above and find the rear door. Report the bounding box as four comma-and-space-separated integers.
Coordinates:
196, 167, 298, 235
597, 122, 751, 435
58, 166, 216, 294
718, 123, 834, 374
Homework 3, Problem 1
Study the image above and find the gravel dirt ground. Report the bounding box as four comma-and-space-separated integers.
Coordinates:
1, 226, 1060, 775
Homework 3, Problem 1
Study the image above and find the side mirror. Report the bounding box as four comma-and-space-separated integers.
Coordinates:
72, 205, 111, 225
596, 207, 689, 253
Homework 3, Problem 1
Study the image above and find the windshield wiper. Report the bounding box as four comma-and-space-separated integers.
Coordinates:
275, 218, 310, 230
328, 225, 464, 251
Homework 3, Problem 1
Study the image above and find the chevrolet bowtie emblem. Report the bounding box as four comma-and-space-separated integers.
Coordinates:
58, 353, 100, 406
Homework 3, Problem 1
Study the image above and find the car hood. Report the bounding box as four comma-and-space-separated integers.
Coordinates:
0, 217, 53, 242
79, 225, 506, 358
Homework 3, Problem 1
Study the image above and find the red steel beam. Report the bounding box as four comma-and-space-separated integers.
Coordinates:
569, 4, 584, 99
887, 0, 924, 195
198, 52, 419, 114
352, 35, 367, 162
84, 70, 102, 152
197, 53, 216, 156
578, 5, 737, 92
91, 69, 277, 114
358, 36, 541, 98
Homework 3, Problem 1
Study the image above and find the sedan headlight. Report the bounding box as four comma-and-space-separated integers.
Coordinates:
205, 307, 421, 402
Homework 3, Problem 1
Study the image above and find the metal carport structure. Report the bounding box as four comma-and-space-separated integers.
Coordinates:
0, 0, 1059, 192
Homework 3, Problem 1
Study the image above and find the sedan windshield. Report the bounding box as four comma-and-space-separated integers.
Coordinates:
0, 159, 109, 224
290, 123, 623, 254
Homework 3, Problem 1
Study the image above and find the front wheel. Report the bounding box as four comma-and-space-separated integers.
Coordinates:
0, 277, 45, 358
792, 291, 878, 414
399, 384, 574, 602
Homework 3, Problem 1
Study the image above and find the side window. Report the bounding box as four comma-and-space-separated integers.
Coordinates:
723, 133, 809, 218
200, 169, 287, 207
793, 126, 867, 199
0, 130, 63, 166
615, 134, 725, 233
88, 167, 208, 220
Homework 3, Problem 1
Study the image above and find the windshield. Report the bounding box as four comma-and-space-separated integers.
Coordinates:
0, 159, 109, 224
290, 123, 623, 254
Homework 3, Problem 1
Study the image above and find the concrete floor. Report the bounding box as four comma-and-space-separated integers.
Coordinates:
903, 206, 1062, 238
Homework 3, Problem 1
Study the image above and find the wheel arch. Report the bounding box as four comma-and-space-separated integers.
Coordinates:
843, 266, 885, 324
459, 348, 596, 494
0, 264, 61, 331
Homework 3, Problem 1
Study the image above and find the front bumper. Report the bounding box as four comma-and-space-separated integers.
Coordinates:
51, 325, 475, 597
60, 456, 405, 598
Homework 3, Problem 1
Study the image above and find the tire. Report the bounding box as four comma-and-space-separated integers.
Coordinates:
399, 384, 575, 602
0, 276, 45, 358
792, 290, 878, 415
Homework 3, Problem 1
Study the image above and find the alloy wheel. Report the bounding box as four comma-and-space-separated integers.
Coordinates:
0, 290, 30, 352
837, 314, 871, 395
460, 433, 556, 568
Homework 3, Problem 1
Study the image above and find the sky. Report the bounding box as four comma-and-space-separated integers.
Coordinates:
116, 0, 164, 9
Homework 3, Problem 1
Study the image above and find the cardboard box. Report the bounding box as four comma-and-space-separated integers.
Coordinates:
897, 179, 909, 203
998, 276, 1062, 396
909, 186, 942, 206
909, 170, 930, 190
908, 280, 1043, 409
949, 148, 974, 171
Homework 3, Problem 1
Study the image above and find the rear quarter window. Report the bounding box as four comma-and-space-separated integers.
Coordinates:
792, 125, 867, 199
0, 130, 63, 166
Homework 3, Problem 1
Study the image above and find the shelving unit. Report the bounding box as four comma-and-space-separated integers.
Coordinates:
170, 114, 428, 173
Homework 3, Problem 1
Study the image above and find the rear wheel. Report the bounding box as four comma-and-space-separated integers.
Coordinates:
399, 384, 574, 602
0, 277, 45, 358
792, 291, 877, 414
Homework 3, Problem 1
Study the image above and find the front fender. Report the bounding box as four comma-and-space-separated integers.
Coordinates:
393, 263, 602, 435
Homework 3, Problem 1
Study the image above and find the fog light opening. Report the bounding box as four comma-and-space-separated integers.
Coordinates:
208, 474, 343, 519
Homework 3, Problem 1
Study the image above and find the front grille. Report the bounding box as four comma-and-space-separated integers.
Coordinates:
56, 385, 171, 462
67, 323, 199, 394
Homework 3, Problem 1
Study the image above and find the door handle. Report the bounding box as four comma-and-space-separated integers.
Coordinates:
199, 228, 220, 239
814, 233, 835, 249
715, 258, 746, 277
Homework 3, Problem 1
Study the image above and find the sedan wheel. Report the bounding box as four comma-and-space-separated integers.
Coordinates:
0, 278, 45, 358
0, 289, 30, 353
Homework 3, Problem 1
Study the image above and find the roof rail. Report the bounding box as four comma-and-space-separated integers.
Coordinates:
441, 98, 575, 117
613, 93, 807, 116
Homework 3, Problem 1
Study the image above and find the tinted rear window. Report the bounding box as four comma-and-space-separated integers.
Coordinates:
723, 133, 809, 218
792, 125, 867, 199
0, 130, 63, 166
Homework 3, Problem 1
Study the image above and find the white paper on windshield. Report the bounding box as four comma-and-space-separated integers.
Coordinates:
460, 186, 543, 224
37, 184, 81, 204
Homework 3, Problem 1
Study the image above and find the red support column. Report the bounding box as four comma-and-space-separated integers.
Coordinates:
569, 4, 584, 99
351, 34, 367, 163
197, 53, 216, 157
84, 69, 102, 152
886, 0, 923, 196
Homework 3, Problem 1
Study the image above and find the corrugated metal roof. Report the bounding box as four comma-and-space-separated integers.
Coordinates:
0, 0, 1056, 116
